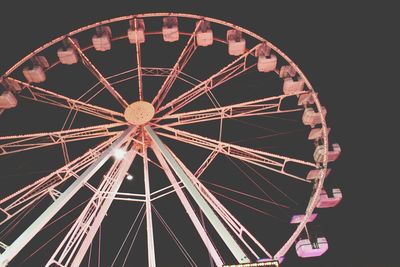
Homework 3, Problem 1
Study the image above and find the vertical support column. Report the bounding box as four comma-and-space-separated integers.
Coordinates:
143, 146, 156, 267
151, 144, 223, 267
0, 127, 134, 266
145, 126, 249, 264
69, 150, 137, 267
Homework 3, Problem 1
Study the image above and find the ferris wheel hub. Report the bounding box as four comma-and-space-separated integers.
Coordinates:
124, 101, 155, 125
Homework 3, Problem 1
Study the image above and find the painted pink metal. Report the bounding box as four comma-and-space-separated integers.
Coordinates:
158, 93, 304, 127
0, 13, 337, 265
152, 22, 200, 110
155, 125, 316, 181
227, 30, 246, 56
0, 136, 120, 226
282, 78, 305, 95
308, 127, 331, 140
92, 26, 112, 51
9, 77, 125, 122
68, 37, 128, 108
302, 107, 327, 127
156, 45, 259, 115
317, 188, 342, 208
290, 213, 318, 224
0, 123, 122, 156
0, 91, 17, 109
295, 237, 328, 258
306, 168, 331, 180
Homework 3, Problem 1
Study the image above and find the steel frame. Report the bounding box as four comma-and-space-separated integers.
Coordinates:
0, 12, 332, 266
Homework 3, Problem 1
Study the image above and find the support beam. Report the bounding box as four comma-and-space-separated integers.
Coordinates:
0, 136, 118, 226
10, 78, 125, 123
169, 150, 272, 260
146, 126, 250, 264
152, 143, 223, 267
46, 145, 137, 267
155, 125, 316, 182
0, 123, 122, 156
158, 94, 304, 127
143, 146, 156, 267
0, 127, 134, 266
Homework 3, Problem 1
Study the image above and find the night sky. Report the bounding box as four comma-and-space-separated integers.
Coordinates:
0, 1, 396, 267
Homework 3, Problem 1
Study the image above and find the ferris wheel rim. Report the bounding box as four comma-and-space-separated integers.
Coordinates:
0, 12, 333, 264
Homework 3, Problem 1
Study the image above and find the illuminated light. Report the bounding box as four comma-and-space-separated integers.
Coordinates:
113, 148, 126, 160
223, 260, 279, 267
126, 174, 134, 180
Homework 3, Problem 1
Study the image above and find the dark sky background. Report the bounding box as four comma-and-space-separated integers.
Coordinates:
0, 1, 397, 267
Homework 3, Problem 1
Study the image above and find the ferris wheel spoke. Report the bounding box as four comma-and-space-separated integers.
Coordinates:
46, 143, 137, 267
10, 77, 125, 123
133, 19, 144, 101
0, 123, 124, 156
154, 125, 316, 182
152, 22, 201, 110
156, 44, 260, 115
157, 93, 304, 127
67, 37, 129, 108
154, 140, 273, 260
0, 135, 120, 227
0, 127, 134, 266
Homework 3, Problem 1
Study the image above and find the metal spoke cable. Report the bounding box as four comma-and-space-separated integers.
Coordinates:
18, 219, 77, 266
231, 128, 306, 145
153, 205, 198, 267
208, 189, 285, 222
121, 211, 146, 267
202, 180, 289, 208
225, 156, 277, 205
110, 204, 145, 267
0, 195, 46, 240
242, 161, 298, 206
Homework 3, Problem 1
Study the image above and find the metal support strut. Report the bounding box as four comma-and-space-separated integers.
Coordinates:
0, 127, 134, 266
145, 126, 250, 264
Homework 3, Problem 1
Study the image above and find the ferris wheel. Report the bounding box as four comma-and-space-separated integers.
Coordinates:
0, 13, 342, 266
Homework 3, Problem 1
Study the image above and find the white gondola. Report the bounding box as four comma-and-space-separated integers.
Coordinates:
23, 66, 46, 83
283, 77, 305, 95
279, 65, 296, 78
298, 92, 316, 106
1, 78, 21, 92
290, 213, 317, 224
313, 143, 341, 163
196, 20, 213, 47
0, 91, 17, 109
227, 29, 246, 56
128, 18, 145, 44
308, 127, 331, 140
57, 47, 78, 65
256, 43, 277, 73
162, 17, 179, 42
327, 143, 341, 162
92, 26, 112, 51
32, 55, 49, 69
302, 107, 327, 126
257, 54, 277, 73
296, 237, 328, 258
306, 168, 331, 180
317, 188, 343, 208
